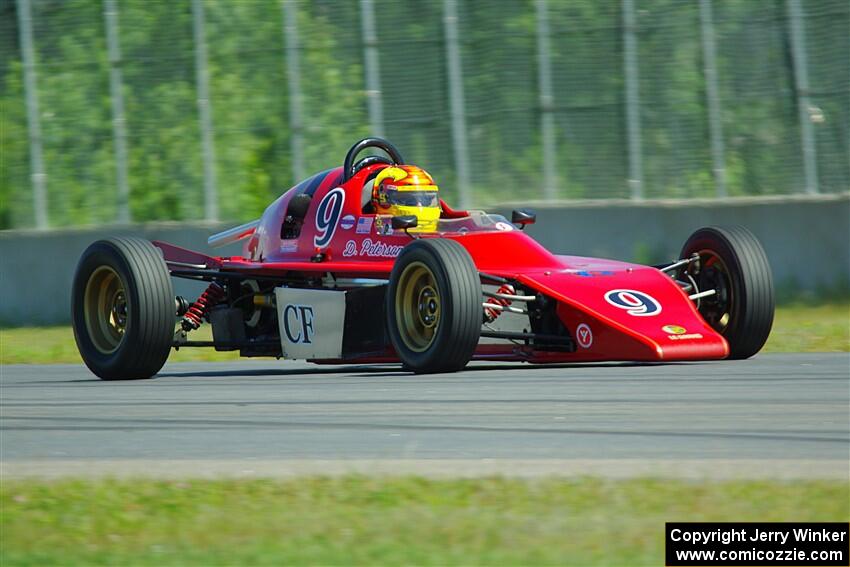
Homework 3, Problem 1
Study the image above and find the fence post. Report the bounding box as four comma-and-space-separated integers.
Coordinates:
699, 0, 727, 198
16, 0, 48, 229
192, 0, 218, 222
786, 0, 818, 194
282, 0, 305, 183
104, 0, 131, 223
622, 0, 643, 199
443, 0, 471, 208
536, 0, 558, 200
360, 0, 384, 137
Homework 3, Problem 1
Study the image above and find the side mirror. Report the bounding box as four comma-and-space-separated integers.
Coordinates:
511, 209, 536, 229
391, 215, 418, 230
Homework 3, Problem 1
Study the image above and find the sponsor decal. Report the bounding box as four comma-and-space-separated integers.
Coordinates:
342, 239, 403, 258
356, 216, 373, 234
374, 216, 393, 235
661, 324, 702, 340
281, 304, 315, 344
495, 221, 513, 231
604, 289, 662, 316
568, 270, 616, 277
340, 214, 355, 230
668, 333, 704, 341
314, 187, 346, 248
279, 240, 298, 253
576, 323, 593, 349
661, 325, 702, 341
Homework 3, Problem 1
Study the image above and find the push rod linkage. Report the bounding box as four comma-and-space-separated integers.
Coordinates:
689, 289, 716, 301
478, 271, 511, 284
483, 290, 536, 302
656, 255, 716, 303
482, 302, 528, 315
165, 260, 208, 269
657, 255, 698, 274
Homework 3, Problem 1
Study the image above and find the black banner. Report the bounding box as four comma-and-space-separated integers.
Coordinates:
666, 522, 849, 566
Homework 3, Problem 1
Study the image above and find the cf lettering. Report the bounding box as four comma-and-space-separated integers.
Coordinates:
298, 306, 314, 344
283, 304, 314, 344
283, 305, 300, 343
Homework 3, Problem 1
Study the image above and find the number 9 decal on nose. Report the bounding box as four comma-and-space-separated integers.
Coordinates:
314, 188, 346, 249
604, 289, 662, 316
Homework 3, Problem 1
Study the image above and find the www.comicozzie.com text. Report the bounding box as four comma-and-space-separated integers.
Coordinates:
670, 526, 847, 546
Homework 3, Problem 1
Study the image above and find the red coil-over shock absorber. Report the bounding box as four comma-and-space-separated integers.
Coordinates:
181, 282, 226, 331
484, 284, 516, 322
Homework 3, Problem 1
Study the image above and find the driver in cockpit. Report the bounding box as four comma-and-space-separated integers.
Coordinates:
363, 165, 441, 233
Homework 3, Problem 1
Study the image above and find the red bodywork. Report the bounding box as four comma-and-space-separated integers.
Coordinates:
157, 164, 729, 364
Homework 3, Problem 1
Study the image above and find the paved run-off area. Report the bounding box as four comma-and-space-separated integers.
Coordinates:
1, 354, 847, 479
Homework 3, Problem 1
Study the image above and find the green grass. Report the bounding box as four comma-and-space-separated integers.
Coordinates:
2, 302, 847, 365
0, 324, 239, 365
761, 302, 849, 353
1, 477, 847, 566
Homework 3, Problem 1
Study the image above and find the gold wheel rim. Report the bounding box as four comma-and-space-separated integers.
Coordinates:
395, 262, 440, 352
84, 266, 128, 354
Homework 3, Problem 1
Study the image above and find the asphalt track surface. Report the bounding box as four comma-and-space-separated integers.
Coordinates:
1, 354, 848, 479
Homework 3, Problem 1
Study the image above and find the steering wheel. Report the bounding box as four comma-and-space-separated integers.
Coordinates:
342, 137, 405, 182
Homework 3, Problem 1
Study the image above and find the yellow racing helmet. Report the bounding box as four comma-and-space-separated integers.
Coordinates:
372, 165, 440, 232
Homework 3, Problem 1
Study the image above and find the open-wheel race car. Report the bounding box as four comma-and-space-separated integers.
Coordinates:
72, 138, 775, 380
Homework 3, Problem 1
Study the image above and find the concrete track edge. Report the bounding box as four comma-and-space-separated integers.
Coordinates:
3, 459, 847, 480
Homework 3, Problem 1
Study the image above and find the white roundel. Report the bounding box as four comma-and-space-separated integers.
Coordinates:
576, 323, 593, 348
604, 289, 662, 316
340, 214, 355, 230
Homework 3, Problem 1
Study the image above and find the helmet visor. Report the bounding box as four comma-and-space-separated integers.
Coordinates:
384, 187, 439, 208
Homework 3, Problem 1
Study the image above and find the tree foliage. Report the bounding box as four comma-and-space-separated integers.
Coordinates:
1, 0, 847, 229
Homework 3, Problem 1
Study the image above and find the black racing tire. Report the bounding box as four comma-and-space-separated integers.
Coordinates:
72, 237, 175, 380
387, 239, 482, 373
680, 226, 774, 359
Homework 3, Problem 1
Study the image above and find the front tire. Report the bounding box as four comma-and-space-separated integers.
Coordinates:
680, 226, 774, 359
387, 239, 481, 373
72, 237, 175, 380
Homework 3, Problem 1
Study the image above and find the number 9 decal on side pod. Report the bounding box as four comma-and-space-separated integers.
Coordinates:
314, 188, 346, 249
604, 289, 662, 316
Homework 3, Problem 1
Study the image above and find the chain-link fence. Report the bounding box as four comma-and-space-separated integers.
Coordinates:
1, 0, 848, 229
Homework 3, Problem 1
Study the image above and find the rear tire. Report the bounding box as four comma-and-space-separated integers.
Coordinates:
72, 237, 175, 380
680, 226, 774, 359
387, 239, 481, 373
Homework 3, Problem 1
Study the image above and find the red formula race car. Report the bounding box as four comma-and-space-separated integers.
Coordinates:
72, 138, 775, 380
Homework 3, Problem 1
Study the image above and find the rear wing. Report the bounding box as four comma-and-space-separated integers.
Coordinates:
207, 219, 259, 249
